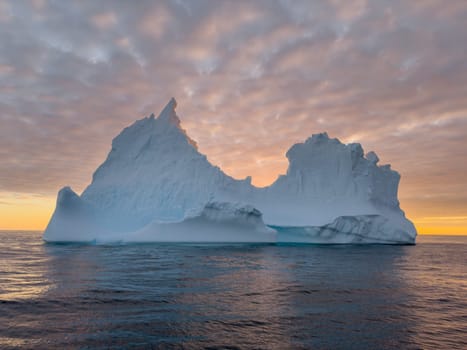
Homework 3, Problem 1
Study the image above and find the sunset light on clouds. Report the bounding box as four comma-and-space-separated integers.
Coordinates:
0, 0, 466, 233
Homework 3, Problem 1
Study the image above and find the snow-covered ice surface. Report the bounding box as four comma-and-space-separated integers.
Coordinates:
130, 202, 276, 243
43, 98, 417, 244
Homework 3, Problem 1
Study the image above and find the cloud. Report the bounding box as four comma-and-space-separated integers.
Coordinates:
0, 0, 466, 219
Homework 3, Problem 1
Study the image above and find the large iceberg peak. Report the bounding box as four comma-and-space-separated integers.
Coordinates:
95, 98, 198, 172
80, 98, 238, 228
107, 97, 197, 158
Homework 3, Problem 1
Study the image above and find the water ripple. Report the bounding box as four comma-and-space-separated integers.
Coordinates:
0, 232, 465, 349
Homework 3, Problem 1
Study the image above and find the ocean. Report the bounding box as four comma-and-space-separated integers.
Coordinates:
0, 231, 465, 349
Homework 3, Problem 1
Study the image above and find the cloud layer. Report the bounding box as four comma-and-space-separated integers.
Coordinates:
1, 0, 466, 221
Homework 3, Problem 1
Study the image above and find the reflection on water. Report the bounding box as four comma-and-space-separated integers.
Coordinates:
400, 237, 467, 349
0, 232, 50, 300
0, 232, 466, 349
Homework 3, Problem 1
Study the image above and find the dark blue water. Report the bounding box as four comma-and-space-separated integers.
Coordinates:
0, 232, 465, 349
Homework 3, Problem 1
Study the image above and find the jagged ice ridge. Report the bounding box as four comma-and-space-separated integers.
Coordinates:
44, 98, 417, 244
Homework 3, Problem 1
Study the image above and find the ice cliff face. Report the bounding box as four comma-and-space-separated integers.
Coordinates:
44, 98, 417, 244
253, 132, 405, 227
269, 133, 400, 207
80, 98, 251, 232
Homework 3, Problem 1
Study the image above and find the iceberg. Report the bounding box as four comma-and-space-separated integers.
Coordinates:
130, 202, 276, 243
43, 98, 417, 244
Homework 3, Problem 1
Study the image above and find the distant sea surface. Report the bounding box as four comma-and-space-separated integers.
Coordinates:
0, 232, 465, 349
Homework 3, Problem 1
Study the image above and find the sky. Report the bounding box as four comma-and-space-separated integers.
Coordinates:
0, 0, 466, 234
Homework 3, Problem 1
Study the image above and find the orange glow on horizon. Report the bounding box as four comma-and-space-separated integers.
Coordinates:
0, 194, 55, 231
1, 158, 465, 235
0, 192, 466, 235
415, 226, 467, 235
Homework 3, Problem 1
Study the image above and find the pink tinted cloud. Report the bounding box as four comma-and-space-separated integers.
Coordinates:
0, 0, 466, 218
